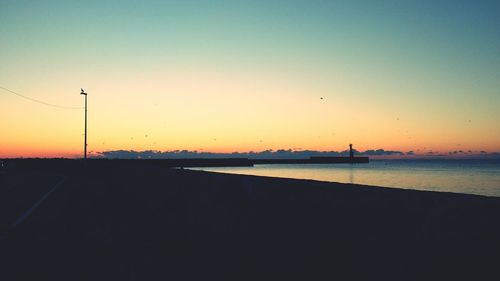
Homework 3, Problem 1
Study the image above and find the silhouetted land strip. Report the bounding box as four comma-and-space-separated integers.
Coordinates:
4, 156, 369, 169
5, 158, 255, 168
1, 159, 499, 280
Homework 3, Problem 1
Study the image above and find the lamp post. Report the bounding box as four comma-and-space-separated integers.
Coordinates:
80, 88, 87, 160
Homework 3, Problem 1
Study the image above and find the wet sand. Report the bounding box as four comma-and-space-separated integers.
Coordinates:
1, 160, 500, 280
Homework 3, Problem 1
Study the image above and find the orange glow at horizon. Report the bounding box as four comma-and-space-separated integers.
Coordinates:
1, 65, 499, 158
1, 75, 499, 160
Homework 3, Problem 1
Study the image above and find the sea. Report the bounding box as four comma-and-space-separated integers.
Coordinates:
191, 158, 500, 197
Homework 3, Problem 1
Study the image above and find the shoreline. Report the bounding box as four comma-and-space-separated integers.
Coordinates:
191, 162, 500, 198
191, 168, 500, 199
4, 158, 500, 197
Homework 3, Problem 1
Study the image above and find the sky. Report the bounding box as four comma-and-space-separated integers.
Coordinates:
1, 0, 499, 158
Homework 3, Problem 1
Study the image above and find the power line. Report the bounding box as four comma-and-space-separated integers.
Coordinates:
0, 86, 84, 110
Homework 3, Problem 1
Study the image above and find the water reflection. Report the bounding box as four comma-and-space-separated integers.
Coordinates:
191, 159, 500, 197
349, 166, 354, 184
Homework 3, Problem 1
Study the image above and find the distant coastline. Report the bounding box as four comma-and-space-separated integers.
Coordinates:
93, 149, 500, 160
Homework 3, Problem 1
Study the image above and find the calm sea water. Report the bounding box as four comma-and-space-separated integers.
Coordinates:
192, 159, 500, 197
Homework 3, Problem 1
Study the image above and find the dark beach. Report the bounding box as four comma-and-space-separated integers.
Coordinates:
1, 159, 499, 280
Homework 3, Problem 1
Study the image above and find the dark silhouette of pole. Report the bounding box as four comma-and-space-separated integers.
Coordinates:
80, 89, 87, 160
349, 144, 354, 160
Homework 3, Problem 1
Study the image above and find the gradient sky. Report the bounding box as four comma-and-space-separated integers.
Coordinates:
1, 0, 499, 158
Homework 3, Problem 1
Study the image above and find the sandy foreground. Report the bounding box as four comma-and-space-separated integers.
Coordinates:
1, 160, 500, 280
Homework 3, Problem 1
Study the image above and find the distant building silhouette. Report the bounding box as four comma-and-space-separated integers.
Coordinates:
349, 144, 354, 159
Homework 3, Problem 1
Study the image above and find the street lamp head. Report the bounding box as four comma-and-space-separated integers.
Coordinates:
80, 88, 87, 95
